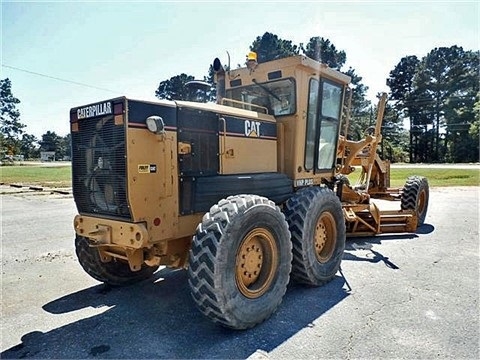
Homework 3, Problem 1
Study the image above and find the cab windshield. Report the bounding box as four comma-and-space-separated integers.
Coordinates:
225, 78, 296, 116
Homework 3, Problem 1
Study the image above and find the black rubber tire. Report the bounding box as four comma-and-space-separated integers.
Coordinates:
401, 175, 429, 226
187, 194, 292, 330
75, 235, 158, 286
284, 187, 346, 286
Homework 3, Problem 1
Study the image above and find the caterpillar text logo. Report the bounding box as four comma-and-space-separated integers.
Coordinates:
245, 120, 261, 137
77, 102, 112, 120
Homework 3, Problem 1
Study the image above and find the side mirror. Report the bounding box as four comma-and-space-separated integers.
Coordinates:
146, 116, 165, 135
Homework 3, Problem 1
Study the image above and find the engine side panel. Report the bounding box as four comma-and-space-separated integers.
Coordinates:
180, 173, 293, 215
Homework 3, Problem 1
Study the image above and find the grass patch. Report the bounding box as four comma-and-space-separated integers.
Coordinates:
348, 167, 480, 187
1, 164, 479, 189
1, 165, 72, 188
390, 168, 479, 187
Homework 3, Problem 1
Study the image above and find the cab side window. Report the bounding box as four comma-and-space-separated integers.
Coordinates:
317, 81, 342, 170
305, 78, 319, 170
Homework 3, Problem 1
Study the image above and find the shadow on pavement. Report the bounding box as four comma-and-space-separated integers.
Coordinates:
343, 223, 435, 269
343, 247, 400, 269
2, 268, 349, 359
415, 223, 435, 235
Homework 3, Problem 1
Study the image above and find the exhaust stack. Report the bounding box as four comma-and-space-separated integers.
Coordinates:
213, 58, 225, 105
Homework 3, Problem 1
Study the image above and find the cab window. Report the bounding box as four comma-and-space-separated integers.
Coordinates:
226, 78, 296, 116
304, 79, 343, 171
317, 81, 342, 170
305, 78, 319, 170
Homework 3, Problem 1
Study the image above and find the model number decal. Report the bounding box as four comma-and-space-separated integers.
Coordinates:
295, 178, 314, 187
138, 164, 157, 173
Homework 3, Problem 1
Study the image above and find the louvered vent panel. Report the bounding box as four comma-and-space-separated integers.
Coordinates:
72, 116, 131, 220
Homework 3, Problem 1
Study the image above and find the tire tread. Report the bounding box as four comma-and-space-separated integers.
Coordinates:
188, 194, 291, 329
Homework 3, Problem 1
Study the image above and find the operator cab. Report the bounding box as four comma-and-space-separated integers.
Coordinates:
215, 52, 350, 186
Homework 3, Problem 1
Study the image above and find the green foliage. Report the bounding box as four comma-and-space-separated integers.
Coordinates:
154, 73, 195, 101
387, 55, 420, 104
469, 92, 480, 140
387, 46, 479, 163
250, 32, 299, 63
62, 133, 72, 158
203, 64, 217, 102
39, 131, 61, 151
301, 37, 346, 70
380, 102, 410, 162
1, 78, 26, 156
381, 140, 409, 163
343, 69, 371, 140
20, 133, 39, 159
38, 131, 70, 160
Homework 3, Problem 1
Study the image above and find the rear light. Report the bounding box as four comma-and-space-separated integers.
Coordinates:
70, 111, 79, 132
114, 102, 123, 115
113, 102, 123, 125
70, 111, 78, 122
114, 102, 124, 125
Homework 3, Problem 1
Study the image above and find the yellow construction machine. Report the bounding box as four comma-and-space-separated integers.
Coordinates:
69, 51, 428, 329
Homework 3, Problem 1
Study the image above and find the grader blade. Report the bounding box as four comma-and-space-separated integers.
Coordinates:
343, 204, 417, 237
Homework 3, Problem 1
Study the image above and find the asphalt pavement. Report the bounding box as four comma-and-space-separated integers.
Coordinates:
1, 185, 479, 359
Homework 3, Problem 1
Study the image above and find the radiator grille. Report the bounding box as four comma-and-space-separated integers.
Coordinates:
72, 116, 131, 220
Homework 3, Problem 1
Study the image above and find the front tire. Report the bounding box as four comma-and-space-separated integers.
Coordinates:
284, 187, 346, 286
401, 175, 429, 226
75, 235, 158, 286
187, 194, 292, 330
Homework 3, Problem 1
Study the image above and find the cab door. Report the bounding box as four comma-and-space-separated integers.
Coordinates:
304, 78, 344, 173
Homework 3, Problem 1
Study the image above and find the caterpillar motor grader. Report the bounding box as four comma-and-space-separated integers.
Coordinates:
70, 51, 429, 330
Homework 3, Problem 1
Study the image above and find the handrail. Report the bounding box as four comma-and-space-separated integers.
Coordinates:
218, 117, 227, 174
221, 98, 269, 114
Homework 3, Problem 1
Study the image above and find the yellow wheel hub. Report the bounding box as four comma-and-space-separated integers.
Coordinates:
236, 228, 277, 299
314, 212, 337, 263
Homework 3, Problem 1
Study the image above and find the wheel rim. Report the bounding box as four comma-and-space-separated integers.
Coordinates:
314, 212, 337, 263
417, 189, 427, 217
235, 228, 278, 299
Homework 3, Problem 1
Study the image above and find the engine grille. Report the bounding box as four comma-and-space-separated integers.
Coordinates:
72, 115, 131, 220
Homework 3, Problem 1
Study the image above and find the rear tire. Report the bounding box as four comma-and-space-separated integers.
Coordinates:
284, 187, 346, 286
401, 175, 429, 226
188, 194, 292, 330
75, 235, 158, 286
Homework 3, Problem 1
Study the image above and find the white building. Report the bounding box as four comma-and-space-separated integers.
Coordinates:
40, 151, 56, 162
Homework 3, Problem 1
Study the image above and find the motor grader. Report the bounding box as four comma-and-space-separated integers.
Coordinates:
69, 51, 429, 330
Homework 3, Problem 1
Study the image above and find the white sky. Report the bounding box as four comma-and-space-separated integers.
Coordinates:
1, 0, 479, 139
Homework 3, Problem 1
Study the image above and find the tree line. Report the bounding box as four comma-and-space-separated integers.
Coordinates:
0, 79, 71, 161
1, 32, 478, 163
387, 46, 479, 163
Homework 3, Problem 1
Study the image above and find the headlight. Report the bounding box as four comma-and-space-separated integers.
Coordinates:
146, 116, 165, 135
